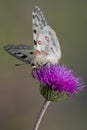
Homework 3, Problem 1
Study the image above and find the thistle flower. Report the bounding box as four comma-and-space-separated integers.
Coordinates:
33, 64, 84, 101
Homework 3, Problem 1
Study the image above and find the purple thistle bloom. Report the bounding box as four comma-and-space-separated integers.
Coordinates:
33, 64, 84, 95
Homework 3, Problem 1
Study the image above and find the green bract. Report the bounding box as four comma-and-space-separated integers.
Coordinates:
40, 84, 66, 102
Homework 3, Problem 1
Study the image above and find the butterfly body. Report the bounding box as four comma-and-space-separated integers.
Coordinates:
4, 6, 61, 67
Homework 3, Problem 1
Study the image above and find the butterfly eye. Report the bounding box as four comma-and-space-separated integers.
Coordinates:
45, 36, 49, 42
38, 40, 42, 45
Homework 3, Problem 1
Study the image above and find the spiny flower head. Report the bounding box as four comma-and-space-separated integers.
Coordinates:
32, 64, 84, 101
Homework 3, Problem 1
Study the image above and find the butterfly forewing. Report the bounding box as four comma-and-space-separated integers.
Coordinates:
32, 6, 47, 47
4, 45, 35, 66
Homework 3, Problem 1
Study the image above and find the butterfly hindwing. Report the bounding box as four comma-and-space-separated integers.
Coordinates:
4, 45, 35, 66
37, 26, 61, 59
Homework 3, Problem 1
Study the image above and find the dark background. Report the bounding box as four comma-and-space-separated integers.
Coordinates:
0, 0, 87, 130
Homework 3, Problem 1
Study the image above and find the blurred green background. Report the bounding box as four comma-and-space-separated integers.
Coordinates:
0, 0, 87, 130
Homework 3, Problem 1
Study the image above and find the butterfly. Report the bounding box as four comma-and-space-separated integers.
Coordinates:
4, 6, 61, 67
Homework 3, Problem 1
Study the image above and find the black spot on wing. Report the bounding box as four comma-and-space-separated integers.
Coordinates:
32, 15, 35, 19
29, 52, 34, 54
33, 40, 37, 45
20, 54, 27, 58
14, 52, 21, 55
33, 29, 37, 34
31, 63, 35, 66
17, 52, 21, 54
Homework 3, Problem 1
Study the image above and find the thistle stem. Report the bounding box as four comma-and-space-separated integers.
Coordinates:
33, 100, 51, 130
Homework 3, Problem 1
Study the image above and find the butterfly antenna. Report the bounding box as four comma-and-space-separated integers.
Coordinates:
15, 63, 27, 66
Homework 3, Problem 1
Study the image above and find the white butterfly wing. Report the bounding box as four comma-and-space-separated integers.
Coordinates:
32, 6, 61, 65
37, 26, 61, 64
32, 6, 47, 47
4, 45, 35, 66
